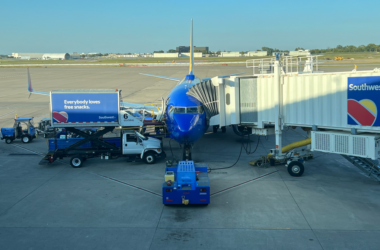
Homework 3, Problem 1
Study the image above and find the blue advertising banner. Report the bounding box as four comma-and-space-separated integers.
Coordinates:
51, 93, 119, 124
347, 76, 380, 126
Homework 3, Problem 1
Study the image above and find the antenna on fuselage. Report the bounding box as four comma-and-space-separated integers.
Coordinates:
186, 19, 195, 81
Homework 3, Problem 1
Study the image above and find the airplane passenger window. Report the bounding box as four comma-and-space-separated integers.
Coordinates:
187, 107, 198, 113
174, 107, 186, 113
226, 93, 230, 105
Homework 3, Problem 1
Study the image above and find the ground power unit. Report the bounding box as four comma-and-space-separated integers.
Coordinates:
311, 131, 380, 160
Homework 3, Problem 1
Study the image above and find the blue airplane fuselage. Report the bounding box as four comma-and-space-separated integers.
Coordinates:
165, 76, 208, 144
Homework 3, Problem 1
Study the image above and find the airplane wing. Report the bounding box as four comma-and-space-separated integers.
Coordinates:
27, 68, 49, 96
139, 73, 181, 81
201, 72, 245, 81
26, 69, 162, 117
120, 102, 160, 113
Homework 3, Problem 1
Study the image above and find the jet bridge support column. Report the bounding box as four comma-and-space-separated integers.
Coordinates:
274, 55, 283, 158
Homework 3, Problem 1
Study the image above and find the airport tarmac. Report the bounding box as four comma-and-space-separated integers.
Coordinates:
1, 66, 380, 250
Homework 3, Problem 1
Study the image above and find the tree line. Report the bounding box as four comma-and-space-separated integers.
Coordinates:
309, 44, 379, 54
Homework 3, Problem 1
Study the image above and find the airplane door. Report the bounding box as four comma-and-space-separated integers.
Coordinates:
123, 133, 144, 154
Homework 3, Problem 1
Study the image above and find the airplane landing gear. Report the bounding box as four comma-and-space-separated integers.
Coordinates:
182, 144, 192, 161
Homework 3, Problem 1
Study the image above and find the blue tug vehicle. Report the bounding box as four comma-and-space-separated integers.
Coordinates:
163, 161, 210, 205
1, 117, 36, 144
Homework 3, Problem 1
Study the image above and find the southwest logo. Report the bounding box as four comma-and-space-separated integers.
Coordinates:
347, 99, 377, 126
347, 76, 380, 127
53, 111, 69, 123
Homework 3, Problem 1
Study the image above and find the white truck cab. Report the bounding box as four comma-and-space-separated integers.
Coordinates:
122, 130, 164, 164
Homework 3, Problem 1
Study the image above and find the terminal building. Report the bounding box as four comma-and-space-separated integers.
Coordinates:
176, 46, 209, 53
288, 50, 311, 56
153, 53, 179, 58
220, 51, 268, 57
220, 52, 241, 57
180, 52, 203, 58
12, 53, 71, 60
245, 51, 268, 57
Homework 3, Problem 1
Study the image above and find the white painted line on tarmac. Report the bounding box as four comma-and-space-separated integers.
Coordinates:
210, 170, 279, 197
0, 110, 15, 118
90, 171, 162, 198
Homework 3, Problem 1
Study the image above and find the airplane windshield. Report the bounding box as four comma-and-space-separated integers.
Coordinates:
174, 107, 186, 114
187, 107, 198, 113
171, 106, 204, 114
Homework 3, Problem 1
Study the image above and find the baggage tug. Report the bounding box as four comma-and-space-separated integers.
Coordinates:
163, 161, 210, 205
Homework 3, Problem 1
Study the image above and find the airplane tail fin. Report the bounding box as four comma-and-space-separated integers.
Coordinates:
27, 68, 33, 93
189, 19, 194, 75
26, 68, 49, 96
27, 68, 33, 98
186, 19, 195, 81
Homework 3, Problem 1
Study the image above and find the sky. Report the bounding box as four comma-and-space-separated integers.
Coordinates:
0, 0, 379, 54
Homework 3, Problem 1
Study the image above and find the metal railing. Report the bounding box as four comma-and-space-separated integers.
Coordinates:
246, 55, 323, 75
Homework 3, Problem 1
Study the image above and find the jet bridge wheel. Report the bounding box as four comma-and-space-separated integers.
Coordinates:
213, 126, 218, 133
287, 161, 304, 177
70, 156, 84, 168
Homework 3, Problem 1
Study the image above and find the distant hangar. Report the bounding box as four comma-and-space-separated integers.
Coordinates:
11, 53, 70, 60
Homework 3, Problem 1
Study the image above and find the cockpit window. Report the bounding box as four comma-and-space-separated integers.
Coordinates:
187, 107, 198, 113
174, 107, 186, 113
170, 106, 204, 114
198, 106, 204, 113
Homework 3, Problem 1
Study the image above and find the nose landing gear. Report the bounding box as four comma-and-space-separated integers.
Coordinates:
182, 144, 192, 161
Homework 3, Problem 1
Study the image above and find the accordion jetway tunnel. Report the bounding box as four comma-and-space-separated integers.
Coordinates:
187, 55, 380, 178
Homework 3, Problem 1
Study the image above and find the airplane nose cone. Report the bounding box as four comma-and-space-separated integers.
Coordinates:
176, 115, 193, 132
173, 114, 203, 143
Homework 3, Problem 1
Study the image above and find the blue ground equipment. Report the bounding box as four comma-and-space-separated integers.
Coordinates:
1, 117, 36, 144
163, 161, 210, 205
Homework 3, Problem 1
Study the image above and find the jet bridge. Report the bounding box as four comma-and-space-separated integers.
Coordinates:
188, 56, 380, 177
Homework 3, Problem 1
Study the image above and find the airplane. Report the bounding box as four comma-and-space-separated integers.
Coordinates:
27, 19, 244, 160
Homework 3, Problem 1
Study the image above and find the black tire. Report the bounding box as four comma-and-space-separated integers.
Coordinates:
269, 158, 276, 166
144, 152, 156, 164
287, 161, 304, 177
21, 135, 31, 144
232, 125, 252, 136
221, 127, 226, 133
5, 138, 12, 144
213, 126, 218, 133
70, 156, 83, 168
